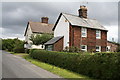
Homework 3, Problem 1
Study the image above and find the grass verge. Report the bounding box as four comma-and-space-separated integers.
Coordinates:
22, 55, 94, 80
9, 52, 28, 57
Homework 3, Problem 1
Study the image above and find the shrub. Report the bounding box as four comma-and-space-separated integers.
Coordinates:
0, 39, 2, 50
13, 47, 25, 53
1, 38, 25, 53
64, 46, 81, 53
25, 49, 30, 54
30, 50, 120, 80
2, 39, 15, 51
13, 39, 25, 53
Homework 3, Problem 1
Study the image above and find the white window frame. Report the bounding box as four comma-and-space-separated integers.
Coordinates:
96, 46, 101, 52
96, 30, 101, 39
81, 45, 87, 51
81, 28, 87, 37
106, 46, 110, 52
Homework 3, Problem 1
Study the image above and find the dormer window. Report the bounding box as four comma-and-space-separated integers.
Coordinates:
96, 30, 101, 39
81, 28, 87, 37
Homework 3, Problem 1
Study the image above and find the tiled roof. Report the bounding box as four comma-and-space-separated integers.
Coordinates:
29, 22, 54, 33
44, 36, 63, 45
24, 22, 54, 36
53, 13, 107, 31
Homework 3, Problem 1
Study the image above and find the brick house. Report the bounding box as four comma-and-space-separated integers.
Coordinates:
24, 17, 53, 49
107, 41, 119, 52
45, 6, 108, 52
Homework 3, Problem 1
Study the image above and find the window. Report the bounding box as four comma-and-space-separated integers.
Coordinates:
106, 46, 110, 52
96, 46, 101, 52
81, 28, 87, 37
46, 45, 53, 51
81, 45, 87, 51
96, 30, 101, 39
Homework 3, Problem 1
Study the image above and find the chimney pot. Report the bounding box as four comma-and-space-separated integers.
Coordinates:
41, 17, 49, 24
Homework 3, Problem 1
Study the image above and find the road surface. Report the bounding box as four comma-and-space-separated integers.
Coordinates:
2, 51, 61, 78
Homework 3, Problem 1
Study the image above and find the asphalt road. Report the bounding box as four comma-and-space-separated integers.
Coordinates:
2, 51, 61, 78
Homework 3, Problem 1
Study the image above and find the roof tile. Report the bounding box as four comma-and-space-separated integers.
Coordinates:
29, 22, 54, 34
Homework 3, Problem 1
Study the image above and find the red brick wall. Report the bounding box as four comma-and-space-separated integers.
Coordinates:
69, 25, 73, 46
87, 28, 96, 51
107, 42, 118, 52
53, 37, 64, 51
69, 25, 107, 52
73, 26, 81, 48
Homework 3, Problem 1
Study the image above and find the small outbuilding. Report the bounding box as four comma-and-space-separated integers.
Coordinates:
45, 36, 64, 51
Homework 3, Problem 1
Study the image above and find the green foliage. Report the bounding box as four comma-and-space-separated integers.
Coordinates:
25, 49, 30, 54
30, 49, 120, 80
64, 46, 83, 53
2, 39, 15, 51
23, 55, 92, 79
117, 44, 120, 52
13, 39, 25, 53
30, 33, 53, 45
2, 38, 25, 53
69, 46, 81, 53
0, 39, 2, 50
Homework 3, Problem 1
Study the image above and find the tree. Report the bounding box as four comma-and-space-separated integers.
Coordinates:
2, 39, 15, 51
0, 38, 2, 50
30, 33, 53, 45
2, 38, 25, 53
13, 40, 25, 53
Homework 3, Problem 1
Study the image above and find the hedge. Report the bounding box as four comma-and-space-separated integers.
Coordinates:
30, 49, 120, 80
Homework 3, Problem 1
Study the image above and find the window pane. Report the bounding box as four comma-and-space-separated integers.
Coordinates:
81, 46, 85, 49
82, 28, 85, 32
96, 30, 101, 38
82, 33, 85, 36
96, 46, 101, 52
96, 46, 99, 49
96, 34, 99, 37
96, 30, 99, 33
81, 28, 87, 37
47, 45, 53, 51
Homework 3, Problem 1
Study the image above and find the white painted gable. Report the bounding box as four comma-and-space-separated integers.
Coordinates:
54, 15, 69, 49
25, 24, 33, 43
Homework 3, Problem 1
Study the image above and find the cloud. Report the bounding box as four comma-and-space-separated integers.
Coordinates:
118, 1, 120, 43
105, 25, 118, 42
2, 2, 118, 42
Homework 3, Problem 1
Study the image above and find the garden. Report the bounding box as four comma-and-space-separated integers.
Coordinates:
29, 49, 120, 80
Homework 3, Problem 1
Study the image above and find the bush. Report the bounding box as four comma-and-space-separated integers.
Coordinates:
64, 46, 82, 53
13, 40, 25, 53
13, 47, 25, 53
2, 39, 15, 51
25, 49, 30, 54
0, 39, 2, 50
30, 49, 120, 80
2, 38, 25, 53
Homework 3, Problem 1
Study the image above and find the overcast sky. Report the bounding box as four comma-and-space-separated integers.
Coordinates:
1, 2, 119, 42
